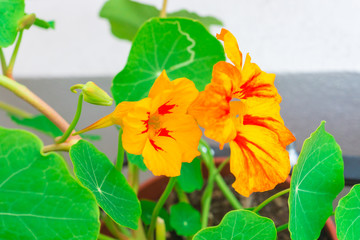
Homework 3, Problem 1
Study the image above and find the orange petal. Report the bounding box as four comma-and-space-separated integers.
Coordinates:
148, 70, 172, 98
237, 54, 281, 102
142, 136, 182, 177
216, 28, 243, 70
242, 99, 296, 147
229, 125, 291, 197
161, 114, 202, 162
122, 98, 152, 155
74, 113, 114, 135
211, 61, 241, 96
111, 101, 136, 127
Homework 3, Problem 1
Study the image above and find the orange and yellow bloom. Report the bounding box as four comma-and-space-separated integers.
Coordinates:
189, 29, 295, 197
78, 70, 202, 177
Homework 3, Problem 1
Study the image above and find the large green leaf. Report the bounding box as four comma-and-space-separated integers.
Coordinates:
335, 184, 360, 240
0, 127, 100, 239
288, 121, 344, 240
170, 202, 201, 236
112, 17, 225, 103
0, 0, 25, 47
193, 210, 276, 240
100, 0, 222, 41
70, 140, 141, 229
177, 158, 203, 193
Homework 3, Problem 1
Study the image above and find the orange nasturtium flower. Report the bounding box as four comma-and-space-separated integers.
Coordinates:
189, 29, 296, 197
77, 70, 202, 176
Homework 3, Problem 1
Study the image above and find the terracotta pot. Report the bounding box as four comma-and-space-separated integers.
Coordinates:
138, 157, 338, 240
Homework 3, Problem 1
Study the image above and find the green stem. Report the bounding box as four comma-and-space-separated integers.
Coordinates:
252, 188, 290, 213
43, 142, 72, 153
147, 178, 176, 240
0, 75, 80, 138
116, 128, 124, 171
127, 162, 139, 194
160, 0, 168, 18
174, 182, 189, 203
6, 30, 23, 78
0, 48, 7, 75
103, 214, 131, 239
276, 223, 288, 232
199, 139, 243, 210
56, 93, 83, 143
98, 233, 117, 240
201, 174, 214, 228
0, 100, 32, 118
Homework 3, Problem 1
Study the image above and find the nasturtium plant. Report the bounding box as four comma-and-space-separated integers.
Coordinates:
177, 157, 203, 193
100, 0, 222, 41
289, 121, 344, 240
0, 127, 100, 239
0, 0, 25, 47
111, 17, 225, 104
335, 184, 360, 240
170, 202, 201, 236
70, 140, 141, 229
193, 210, 277, 240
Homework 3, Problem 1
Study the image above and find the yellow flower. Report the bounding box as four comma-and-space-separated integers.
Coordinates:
77, 70, 202, 177
189, 29, 296, 196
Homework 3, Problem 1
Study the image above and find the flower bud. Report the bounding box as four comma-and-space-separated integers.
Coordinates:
70, 82, 113, 106
18, 14, 36, 30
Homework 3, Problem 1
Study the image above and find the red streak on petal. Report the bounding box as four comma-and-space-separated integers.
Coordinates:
141, 112, 150, 134
150, 139, 164, 152
158, 128, 175, 139
158, 101, 177, 115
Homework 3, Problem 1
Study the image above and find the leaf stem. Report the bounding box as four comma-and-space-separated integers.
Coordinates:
276, 223, 288, 232
252, 188, 290, 213
56, 93, 83, 143
43, 142, 72, 153
103, 214, 131, 240
160, 0, 168, 18
6, 30, 23, 78
116, 128, 125, 171
201, 172, 214, 228
0, 75, 80, 140
0, 48, 7, 75
0, 100, 32, 118
127, 162, 139, 194
174, 182, 189, 203
147, 177, 176, 240
199, 139, 243, 210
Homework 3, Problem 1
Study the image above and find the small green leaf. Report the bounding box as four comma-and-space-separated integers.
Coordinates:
112, 17, 225, 104
0, 127, 100, 239
10, 114, 63, 137
34, 18, 55, 29
289, 121, 344, 240
100, 0, 222, 41
126, 152, 147, 171
140, 200, 172, 231
9, 114, 100, 140
194, 210, 276, 240
100, 0, 158, 41
70, 140, 141, 229
177, 158, 203, 193
170, 202, 201, 236
0, 0, 25, 47
168, 10, 223, 30
335, 184, 360, 240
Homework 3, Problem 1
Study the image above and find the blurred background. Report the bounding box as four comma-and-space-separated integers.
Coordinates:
1, 0, 359, 184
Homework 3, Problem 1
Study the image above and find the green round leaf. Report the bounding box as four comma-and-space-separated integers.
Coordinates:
170, 202, 201, 236
0, 0, 25, 47
193, 210, 276, 240
111, 17, 225, 104
0, 127, 100, 239
289, 121, 344, 240
177, 158, 203, 193
335, 184, 360, 240
70, 140, 141, 229
140, 200, 172, 231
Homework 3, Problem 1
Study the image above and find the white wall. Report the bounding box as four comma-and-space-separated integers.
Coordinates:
4, 0, 360, 78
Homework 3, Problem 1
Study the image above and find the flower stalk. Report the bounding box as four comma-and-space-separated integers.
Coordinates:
252, 188, 290, 213
6, 30, 24, 78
